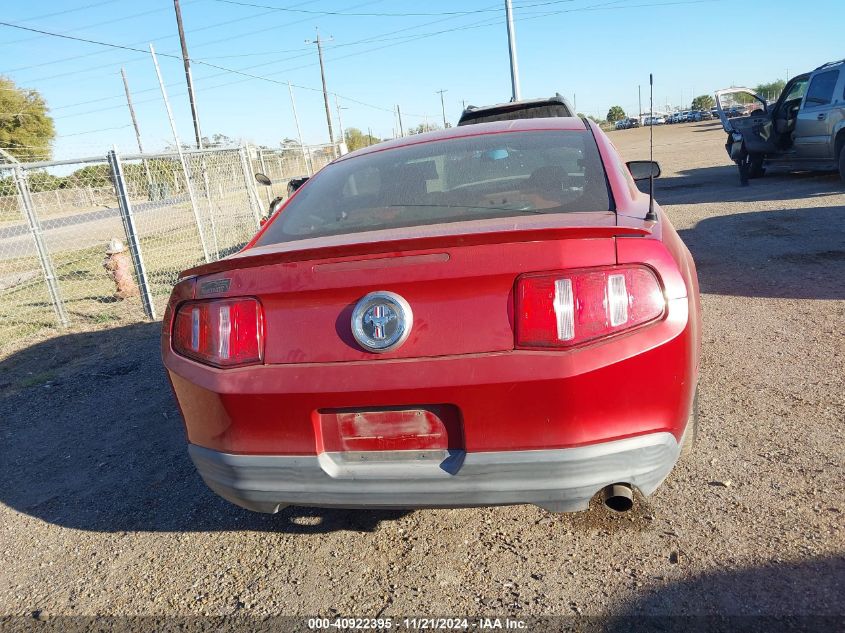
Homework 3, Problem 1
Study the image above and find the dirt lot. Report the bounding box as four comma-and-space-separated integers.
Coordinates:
1, 122, 843, 631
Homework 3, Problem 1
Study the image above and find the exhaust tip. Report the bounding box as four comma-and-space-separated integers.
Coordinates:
602, 483, 634, 513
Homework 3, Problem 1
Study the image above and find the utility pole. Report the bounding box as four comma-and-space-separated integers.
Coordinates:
367, 127, 373, 146
307, 28, 335, 146
638, 84, 642, 121
150, 43, 213, 262
573, 93, 576, 112
288, 81, 312, 176
173, 0, 203, 149
335, 94, 347, 149
504, 0, 521, 101
436, 89, 448, 127
120, 67, 153, 189
396, 105, 404, 137
121, 68, 145, 155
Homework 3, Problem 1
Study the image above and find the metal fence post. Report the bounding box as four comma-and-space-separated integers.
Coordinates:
12, 167, 69, 328
108, 149, 157, 320
239, 145, 263, 228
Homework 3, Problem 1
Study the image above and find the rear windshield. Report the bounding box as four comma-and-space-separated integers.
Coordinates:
256, 130, 611, 245
458, 103, 572, 126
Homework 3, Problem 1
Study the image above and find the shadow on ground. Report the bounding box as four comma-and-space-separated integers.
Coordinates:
643, 164, 845, 300
677, 205, 845, 300
604, 555, 845, 632
0, 323, 407, 533
653, 165, 844, 206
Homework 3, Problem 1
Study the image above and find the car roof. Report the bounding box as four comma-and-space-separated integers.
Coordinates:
814, 59, 845, 71
337, 117, 589, 162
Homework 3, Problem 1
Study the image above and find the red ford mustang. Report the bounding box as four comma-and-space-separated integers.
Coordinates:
162, 118, 701, 514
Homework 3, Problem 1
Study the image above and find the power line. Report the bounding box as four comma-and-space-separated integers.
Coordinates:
9, 7, 498, 117
210, 0, 506, 17
0, 0, 323, 75
210, 0, 581, 17
5, 0, 719, 127
12, 0, 122, 24
1, 2, 198, 48
0, 0, 376, 89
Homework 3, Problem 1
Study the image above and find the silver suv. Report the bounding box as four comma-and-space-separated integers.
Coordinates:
715, 59, 845, 184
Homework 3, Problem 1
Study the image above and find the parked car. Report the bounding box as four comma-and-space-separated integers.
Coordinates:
457, 94, 574, 126
716, 58, 845, 183
162, 118, 701, 515
614, 118, 639, 130
643, 116, 666, 125
699, 110, 714, 121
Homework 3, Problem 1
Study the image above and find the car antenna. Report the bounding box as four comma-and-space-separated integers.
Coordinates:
645, 72, 657, 222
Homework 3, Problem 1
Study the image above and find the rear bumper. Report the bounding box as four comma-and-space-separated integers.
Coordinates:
188, 431, 683, 514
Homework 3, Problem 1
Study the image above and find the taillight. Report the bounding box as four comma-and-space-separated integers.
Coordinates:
172, 298, 264, 367
516, 266, 665, 348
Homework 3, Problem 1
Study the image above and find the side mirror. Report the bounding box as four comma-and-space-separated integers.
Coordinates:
626, 160, 661, 181
254, 173, 272, 186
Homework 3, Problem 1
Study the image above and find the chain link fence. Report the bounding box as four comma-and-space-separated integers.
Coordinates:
0, 142, 341, 357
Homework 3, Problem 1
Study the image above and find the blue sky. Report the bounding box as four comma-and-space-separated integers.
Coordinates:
1, 0, 842, 160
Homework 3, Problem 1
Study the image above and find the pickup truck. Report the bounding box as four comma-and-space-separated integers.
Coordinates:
715, 59, 845, 184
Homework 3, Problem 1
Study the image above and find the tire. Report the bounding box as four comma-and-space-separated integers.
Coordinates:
738, 160, 750, 186
680, 385, 699, 458
748, 154, 765, 179
838, 141, 845, 183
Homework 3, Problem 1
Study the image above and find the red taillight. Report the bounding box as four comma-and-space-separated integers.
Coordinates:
516, 266, 665, 348
172, 298, 264, 367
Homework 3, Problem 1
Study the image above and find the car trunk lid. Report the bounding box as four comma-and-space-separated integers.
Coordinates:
184, 214, 650, 364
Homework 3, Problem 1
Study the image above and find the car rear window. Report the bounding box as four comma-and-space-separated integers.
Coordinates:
255, 130, 611, 245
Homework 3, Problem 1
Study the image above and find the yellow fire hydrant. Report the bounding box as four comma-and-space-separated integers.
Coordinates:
103, 238, 139, 300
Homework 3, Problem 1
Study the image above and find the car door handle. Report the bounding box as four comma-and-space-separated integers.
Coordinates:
817, 113, 827, 120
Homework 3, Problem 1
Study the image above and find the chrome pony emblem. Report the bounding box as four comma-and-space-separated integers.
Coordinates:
351, 291, 413, 353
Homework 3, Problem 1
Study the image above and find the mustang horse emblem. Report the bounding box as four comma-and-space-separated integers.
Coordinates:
364, 304, 396, 340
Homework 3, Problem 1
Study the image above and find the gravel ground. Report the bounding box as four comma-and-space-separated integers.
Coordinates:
1, 122, 843, 631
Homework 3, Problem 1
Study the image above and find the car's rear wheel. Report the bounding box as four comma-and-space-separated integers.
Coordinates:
838, 141, 845, 182
680, 385, 699, 458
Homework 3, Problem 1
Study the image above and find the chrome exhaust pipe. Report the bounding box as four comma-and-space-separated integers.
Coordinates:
601, 483, 634, 512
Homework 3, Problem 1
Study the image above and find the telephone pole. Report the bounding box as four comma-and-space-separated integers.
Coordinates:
436, 89, 448, 127
335, 94, 346, 145
638, 84, 642, 120
120, 67, 152, 187
504, 0, 521, 101
396, 105, 404, 137
307, 28, 335, 146
121, 68, 146, 155
288, 82, 312, 176
173, 0, 203, 148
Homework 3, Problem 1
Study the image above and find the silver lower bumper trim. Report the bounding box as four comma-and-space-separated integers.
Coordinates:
188, 432, 682, 514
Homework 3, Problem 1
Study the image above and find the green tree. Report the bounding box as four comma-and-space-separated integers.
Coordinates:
606, 106, 626, 122
691, 94, 715, 111
754, 79, 786, 101
0, 76, 55, 162
344, 127, 380, 151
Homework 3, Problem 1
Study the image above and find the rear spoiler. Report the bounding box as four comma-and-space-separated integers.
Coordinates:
180, 225, 652, 279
